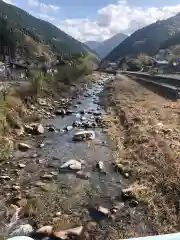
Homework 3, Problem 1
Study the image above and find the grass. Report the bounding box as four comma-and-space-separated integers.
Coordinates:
101, 74, 180, 235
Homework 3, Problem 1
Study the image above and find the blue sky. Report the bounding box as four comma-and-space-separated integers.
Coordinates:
3, 0, 180, 42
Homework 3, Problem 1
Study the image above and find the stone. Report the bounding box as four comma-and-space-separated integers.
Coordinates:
41, 174, 53, 180
36, 225, 53, 235
12, 185, 21, 191
66, 110, 73, 115
18, 163, 25, 168
18, 143, 31, 151
97, 206, 109, 216
48, 126, 55, 132
39, 143, 45, 148
73, 130, 95, 141
76, 171, 90, 180
111, 202, 125, 214
55, 109, 66, 115
38, 98, 47, 106
32, 124, 44, 134
53, 226, 83, 239
96, 161, 105, 172
65, 126, 73, 131
55, 211, 62, 217
16, 198, 28, 207
60, 160, 82, 171
0, 175, 10, 180
6, 204, 20, 218
10, 224, 33, 237
7, 237, 34, 240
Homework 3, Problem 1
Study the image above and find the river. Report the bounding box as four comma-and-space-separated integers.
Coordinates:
0, 73, 127, 240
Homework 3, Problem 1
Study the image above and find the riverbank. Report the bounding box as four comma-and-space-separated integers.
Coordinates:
100, 74, 180, 236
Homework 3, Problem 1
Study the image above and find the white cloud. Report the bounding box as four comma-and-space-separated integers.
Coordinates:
28, 0, 60, 14
58, 0, 180, 42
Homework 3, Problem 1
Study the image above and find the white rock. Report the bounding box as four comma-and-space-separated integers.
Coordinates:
96, 161, 105, 171
18, 143, 31, 151
8, 237, 34, 240
18, 164, 25, 169
60, 160, 82, 171
10, 224, 33, 237
97, 206, 109, 216
65, 126, 73, 131
73, 130, 95, 141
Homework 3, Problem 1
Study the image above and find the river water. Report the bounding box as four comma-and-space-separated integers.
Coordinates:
0, 74, 127, 239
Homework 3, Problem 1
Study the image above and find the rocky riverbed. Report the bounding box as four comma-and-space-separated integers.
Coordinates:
0, 73, 138, 240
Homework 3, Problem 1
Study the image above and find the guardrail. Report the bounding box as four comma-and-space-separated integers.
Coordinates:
122, 71, 180, 100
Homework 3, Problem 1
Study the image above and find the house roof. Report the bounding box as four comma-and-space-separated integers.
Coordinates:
11, 62, 28, 69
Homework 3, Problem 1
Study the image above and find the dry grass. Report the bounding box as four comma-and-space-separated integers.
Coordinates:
101, 74, 180, 234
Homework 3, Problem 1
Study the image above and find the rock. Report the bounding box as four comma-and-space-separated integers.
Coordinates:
53, 226, 83, 239
41, 174, 53, 180
35, 181, 45, 187
18, 163, 25, 169
36, 225, 53, 235
73, 130, 95, 141
129, 199, 139, 207
96, 161, 105, 172
39, 143, 45, 148
97, 206, 109, 216
111, 202, 125, 214
55, 211, 62, 217
55, 109, 66, 115
0, 175, 10, 180
10, 224, 33, 237
66, 110, 73, 115
7, 237, 34, 240
80, 110, 85, 114
77, 101, 82, 105
32, 153, 38, 158
33, 124, 44, 134
18, 143, 31, 151
94, 111, 102, 116
12, 185, 21, 191
60, 160, 82, 171
38, 98, 47, 106
65, 126, 73, 131
72, 121, 82, 128
48, 126, 55, 132
76, 171, 90, 179
80, 116, 86, 121
74, 105, 78, 108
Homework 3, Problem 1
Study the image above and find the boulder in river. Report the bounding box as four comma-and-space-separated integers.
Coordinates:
64, 126, 73, 131
76, 171, 90, 179
73, 130, 95, 141
97, 206, 109, 216
8, 237, 34, 240
55, 109, 66, 116
36, 225, 53, 235
60, 159, 82, 171
96, 161, 105, 172
53, 226, 83, 239
10, 224, 33, 237
32, 123, 44, 134
18, 143, 31, 151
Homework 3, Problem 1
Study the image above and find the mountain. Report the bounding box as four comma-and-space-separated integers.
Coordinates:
105, 13, 180, 61
84, 33, 127, 58
85, 41, 100, 51
96, 33, 127, 58
0, 0, 92, 61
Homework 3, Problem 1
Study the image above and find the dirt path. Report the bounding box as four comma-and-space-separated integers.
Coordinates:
100, 74, 180, 236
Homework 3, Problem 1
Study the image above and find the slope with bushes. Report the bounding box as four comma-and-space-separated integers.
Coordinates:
0, 0, 92, 60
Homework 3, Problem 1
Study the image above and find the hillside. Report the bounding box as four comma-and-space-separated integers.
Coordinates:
105, 13, 180, 61
0, 0, 92, 61
85, 33, 127, 58
160, 31, 180, 50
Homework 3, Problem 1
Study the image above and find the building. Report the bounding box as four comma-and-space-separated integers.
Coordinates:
9, 62, 28, 80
